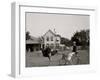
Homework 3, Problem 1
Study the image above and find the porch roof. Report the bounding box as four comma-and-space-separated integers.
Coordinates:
26, 36, 42, 44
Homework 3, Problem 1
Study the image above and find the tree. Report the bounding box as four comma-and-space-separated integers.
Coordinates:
26, 31, 31, 40
61, 37, 72, 46
71, 29, 89, 47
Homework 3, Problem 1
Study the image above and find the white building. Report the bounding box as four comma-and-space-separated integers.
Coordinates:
42, 29, 61, 49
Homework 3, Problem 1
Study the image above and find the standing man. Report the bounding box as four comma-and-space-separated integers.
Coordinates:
72, 41, 77, 53
72, 41, 79, 57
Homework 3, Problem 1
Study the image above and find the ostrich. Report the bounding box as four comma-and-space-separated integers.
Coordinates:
41, 47, 58, 61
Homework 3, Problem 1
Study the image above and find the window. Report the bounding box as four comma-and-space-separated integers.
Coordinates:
50, 44, 54, 49
46, 37, 49, 41
56, 38, 59, 42
56, 39, 59, 42
51, 36, 53, 41
46, 44, 49, 47
56, 44, 59, 48
56, 37, 59, 42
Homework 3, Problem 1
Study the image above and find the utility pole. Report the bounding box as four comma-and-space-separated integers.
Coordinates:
54, 28, 56, 50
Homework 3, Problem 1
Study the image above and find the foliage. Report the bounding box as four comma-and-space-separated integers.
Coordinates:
61, 37, 72, 46
26, 31, 31, 40
71, 29, 89, 46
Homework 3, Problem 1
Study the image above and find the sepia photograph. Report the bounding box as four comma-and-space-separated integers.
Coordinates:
25, 12, 90, 67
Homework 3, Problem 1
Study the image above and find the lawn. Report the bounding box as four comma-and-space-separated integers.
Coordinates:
26, 49, 89, 67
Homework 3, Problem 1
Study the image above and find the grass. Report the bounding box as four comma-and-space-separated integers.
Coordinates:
26, 49, 89, 67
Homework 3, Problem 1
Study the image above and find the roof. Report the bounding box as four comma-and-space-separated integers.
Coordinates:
43, 29, 56, 37
26, 36, 42, 44
43, 29, 61, 37
56, 34, 61, 38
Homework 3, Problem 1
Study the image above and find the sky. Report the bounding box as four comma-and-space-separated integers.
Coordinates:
26, 12, 89, 39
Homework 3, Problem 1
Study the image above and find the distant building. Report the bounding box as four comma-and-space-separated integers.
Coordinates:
26, 29, 62, 52
42, 29, 61, 49
26, 36, 42, 52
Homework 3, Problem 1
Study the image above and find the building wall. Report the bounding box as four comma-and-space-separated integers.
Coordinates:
26, 44, 41, 52
56, 36, 61, 44
43, 30, 60, 49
